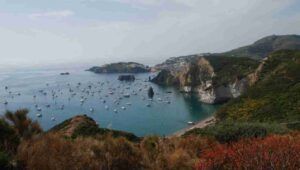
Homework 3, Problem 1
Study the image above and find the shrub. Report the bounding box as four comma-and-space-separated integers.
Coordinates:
197, 133, 300, 170
17, 133, 143, 170
184, 122, 288, 143
0, 119, 20, 154
4, 109, 42, 139
0, 151, 10, 169
140, 136, 216, 170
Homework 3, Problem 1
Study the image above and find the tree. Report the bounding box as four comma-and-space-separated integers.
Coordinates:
4, 109, 42, 139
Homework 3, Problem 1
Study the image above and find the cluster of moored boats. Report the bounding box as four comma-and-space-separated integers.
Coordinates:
1, 78, 173, 122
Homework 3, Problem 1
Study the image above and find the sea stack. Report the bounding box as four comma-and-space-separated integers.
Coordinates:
148, 87, 154, 98
118, 75, 135, 81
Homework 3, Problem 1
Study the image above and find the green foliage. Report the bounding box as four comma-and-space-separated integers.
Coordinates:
4, 109, 43, 139
88, 62, 149, 73
0, 119, 20, 154
0, 151, 10, 169
205, 55, 259, 87
184, 122, 288, 143
217, 50, 300, 123
72, 122, 140, 142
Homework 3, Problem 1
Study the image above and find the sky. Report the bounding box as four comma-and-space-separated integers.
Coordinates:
0, 0, 300, 69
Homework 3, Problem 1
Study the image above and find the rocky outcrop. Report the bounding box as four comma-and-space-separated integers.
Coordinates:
150, 69, 178, 85
118, 75, 135, 81
88, 62, 150, 74
49, 115, 139, 141
151, 55, 259, 104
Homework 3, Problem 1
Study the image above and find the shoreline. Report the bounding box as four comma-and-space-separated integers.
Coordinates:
168, 116, 216, 137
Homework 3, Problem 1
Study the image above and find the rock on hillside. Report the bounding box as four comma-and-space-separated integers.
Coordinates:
49, 115, 139, 141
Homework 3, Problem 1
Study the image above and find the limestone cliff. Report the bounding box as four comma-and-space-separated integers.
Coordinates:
151, 55, 259, 104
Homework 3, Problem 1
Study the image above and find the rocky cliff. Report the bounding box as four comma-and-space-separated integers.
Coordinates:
151, 55, 259, 104
49, 115, 139, 141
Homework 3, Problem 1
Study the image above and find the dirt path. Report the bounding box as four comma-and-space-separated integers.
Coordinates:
168, 116, 216, 137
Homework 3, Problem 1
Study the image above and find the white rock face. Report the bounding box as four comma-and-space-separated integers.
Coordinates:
195, 78, 249, 104
153, 56, 254, 104
197, 87, 216, 104
229, 78, 249, 98
182, 86, 192, 93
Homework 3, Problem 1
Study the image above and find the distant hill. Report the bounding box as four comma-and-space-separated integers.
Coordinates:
87, 62, 150, 74
216, 50, 300, 124
223, 35, 300, 59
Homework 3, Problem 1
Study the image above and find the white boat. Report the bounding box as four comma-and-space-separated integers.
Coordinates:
121, 106, 126, 110
36, 113, 42, 117
51, 117, 56, 121
187, 121, 195, 125
90, 108, 94, 112
123, 94, 130, 98
113, 109, 118, 113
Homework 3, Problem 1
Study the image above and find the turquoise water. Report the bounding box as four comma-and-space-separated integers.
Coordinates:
0, 69, 219, 136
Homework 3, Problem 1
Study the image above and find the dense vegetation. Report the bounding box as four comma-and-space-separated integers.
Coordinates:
0, 109, 299, 169
216, 50, 300, 124
204, 55, 259, 86
184, 121, 288, 143
197, 133, 300, 170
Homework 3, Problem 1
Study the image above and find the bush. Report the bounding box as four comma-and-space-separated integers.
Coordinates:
0, 119, 20, 154
0, 151, 10, 169
140, 135, 216, 170
197, 133, 300, 170
17, 133, 143, 170
184, 122, 288, 143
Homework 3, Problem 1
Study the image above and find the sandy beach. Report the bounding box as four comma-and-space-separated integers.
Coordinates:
169, 116, 216, 137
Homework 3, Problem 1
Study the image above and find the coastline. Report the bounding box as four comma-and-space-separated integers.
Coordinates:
168, 116, 216, 137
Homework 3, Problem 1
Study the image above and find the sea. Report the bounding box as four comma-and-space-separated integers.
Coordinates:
0, 68, 219, 136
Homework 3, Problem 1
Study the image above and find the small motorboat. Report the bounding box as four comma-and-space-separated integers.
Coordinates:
123, 94, 130, 98
187, 121, 195, 125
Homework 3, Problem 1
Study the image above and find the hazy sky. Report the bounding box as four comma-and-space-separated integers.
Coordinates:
0, 0, 300, 69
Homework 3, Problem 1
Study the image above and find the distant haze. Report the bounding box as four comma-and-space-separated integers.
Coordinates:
0, 0, 300, 69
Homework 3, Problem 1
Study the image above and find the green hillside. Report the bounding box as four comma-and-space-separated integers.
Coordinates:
216, 50, 300, 124
223, 35, 300, 59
